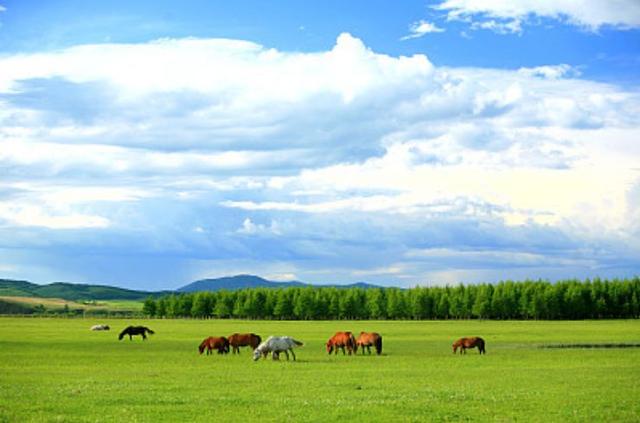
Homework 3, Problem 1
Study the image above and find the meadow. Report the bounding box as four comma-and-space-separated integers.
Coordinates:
0, 318, 638, 422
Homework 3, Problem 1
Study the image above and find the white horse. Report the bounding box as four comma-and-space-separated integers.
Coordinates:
253, 336, 303, 361
90, 324, 110, 331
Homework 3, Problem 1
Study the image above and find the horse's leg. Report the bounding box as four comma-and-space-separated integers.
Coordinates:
289, 348, 296, 361
142, 332, 147, 340
284, 350, 290, 360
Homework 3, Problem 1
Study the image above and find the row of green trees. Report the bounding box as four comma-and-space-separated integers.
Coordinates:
142, 277, 640, 320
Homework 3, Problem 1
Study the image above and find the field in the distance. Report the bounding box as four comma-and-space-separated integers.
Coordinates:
0, 318, 638, 422
0, 296, 143, 310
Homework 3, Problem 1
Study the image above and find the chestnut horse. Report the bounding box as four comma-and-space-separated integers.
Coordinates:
228, 333, 261, 354
199, 336, 230, 355
326, 331, 357, 355
356, 332, 382, 355
452, 337, 486, 354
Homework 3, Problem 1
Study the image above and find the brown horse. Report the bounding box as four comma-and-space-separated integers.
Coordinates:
198, 336, 230, 355
228, 333, 262, 354
356, 332, 382, 355
452, 337, 486, 354
326, 331, 357, 355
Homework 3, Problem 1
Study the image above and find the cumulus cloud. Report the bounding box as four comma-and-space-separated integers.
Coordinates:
0, 33, 638, 287
436, 0, 640, 33
401, 20, 445, 40
237, 218, 282, 236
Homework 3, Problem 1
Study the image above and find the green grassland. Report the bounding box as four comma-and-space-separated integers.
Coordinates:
0, 318, 638, 422
0, 296, 143, 314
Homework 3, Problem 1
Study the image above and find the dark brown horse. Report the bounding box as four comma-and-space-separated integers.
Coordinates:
118, 326, 154, 341
199, 336, 230, 355
228, 333, 262, 354
452, 337, 486, 354
326, 331, 356, 355
356, 332, 382, 355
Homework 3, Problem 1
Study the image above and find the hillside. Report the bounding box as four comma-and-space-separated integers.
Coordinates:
0, 279, 166, 301
177, 274, 382, 292
177, 275, 307, 292
0, 275, 383, 302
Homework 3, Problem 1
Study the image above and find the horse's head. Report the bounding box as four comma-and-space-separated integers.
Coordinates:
252, 348, 262, 361
326, 342, 333, 354
221, 337, 230, 354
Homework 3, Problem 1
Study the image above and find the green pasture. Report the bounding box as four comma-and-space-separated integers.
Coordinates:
0, 318, 638, 422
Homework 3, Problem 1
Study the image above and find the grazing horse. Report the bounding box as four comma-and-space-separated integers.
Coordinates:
91, 324, 110, 331
356, 332, 382, 355
326, 331, 357, 355
253, 336, 303, 361
228, 333, 261, 354
452, 337, 486, 354
118, 326, 154, 341
198, 337, 230, 355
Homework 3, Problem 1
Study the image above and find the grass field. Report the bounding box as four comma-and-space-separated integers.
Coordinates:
0, 296, 143, 313
0, 318, 638, 422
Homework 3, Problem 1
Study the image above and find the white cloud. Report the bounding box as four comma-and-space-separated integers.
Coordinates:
470, 19, 523, 34
237, 218, 282, 236
0, 33, 638, 285
518, 64, 579, 80
401, 20, 445, 40
0, 203, 109, 229
436, 0, 640, 32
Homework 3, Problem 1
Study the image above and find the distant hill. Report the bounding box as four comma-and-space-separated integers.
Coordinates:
177, 274, 382, 292
177, 275, 306, 292
0, 275, 383, 303
0, 279, 167, 301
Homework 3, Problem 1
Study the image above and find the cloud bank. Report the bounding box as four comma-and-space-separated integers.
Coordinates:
0, 33, 638, 289
436, 0, 640, 33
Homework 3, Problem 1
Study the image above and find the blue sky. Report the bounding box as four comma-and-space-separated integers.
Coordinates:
0, 1, 639, 290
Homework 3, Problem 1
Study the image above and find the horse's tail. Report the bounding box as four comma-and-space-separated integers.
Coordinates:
291, 339, 303, 347
118, 328, 128, 340
253, 334, 262, 349
144, 327, 155, 335
375, 336, 383, 355
349, 333, 357, 352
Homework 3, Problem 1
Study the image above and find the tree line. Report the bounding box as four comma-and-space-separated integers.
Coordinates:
142, 277, 640, 320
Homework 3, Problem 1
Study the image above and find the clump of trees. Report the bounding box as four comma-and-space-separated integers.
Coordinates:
142, 277, 640, 320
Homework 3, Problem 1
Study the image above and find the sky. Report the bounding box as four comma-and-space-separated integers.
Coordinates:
0, 1, 639, 290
